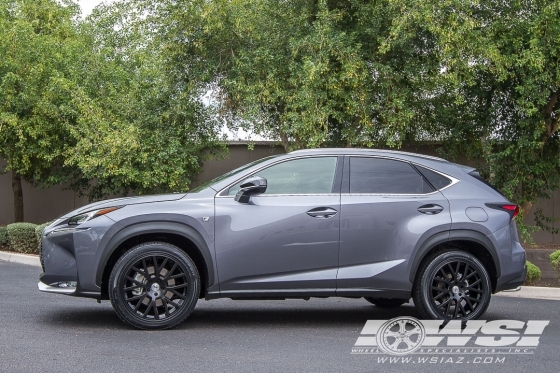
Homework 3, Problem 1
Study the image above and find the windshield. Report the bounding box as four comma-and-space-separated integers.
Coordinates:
189, 155, 278, 193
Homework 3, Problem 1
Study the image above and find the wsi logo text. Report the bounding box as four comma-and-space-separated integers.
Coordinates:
352, 317, 549, 356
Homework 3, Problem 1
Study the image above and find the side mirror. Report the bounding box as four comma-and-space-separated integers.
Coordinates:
234, 176, 267, 203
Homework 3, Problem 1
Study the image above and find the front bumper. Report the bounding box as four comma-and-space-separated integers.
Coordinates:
38, 216, 115, 299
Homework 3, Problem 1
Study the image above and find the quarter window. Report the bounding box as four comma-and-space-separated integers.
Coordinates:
228, 157, 338, 195
349, 157, 433, 194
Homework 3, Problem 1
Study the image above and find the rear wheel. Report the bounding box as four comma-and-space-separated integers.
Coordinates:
413, 250, 491, 320
364, 297, 408, 308
108, 242, 200, 329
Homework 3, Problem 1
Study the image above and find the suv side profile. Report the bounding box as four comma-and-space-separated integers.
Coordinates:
38, 149, 526, 329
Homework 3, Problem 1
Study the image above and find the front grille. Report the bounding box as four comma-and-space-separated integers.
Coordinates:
39, 240, 45, 272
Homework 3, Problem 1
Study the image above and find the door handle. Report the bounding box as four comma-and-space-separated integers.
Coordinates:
307, 207, 338, 219
418, 204, 444, 215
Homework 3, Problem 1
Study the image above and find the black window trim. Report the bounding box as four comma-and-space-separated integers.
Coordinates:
341, 155, 459, 196
216, 155, 343, 197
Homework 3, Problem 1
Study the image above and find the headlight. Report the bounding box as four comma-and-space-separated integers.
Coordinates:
68, 206, 122, 226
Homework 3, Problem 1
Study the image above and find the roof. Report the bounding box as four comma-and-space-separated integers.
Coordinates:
288, 148, 448, 162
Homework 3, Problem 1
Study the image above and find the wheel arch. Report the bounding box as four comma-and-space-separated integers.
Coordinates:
97, 221, 215, 300
408, 229, 500, 292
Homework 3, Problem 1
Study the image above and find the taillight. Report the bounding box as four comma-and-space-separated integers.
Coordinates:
485, 203, 520, 220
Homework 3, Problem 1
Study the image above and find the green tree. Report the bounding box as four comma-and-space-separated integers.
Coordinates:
0, 0, 83, 221
66, 1, 225, 199
382, 0, 560, 238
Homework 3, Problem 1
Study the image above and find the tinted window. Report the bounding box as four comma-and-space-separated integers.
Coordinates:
350, 157, 433, 194
415, 165, 452, 190
228, 157, 337, 195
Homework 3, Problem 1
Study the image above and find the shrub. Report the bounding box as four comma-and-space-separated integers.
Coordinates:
35, 222, 51, 252
550, 250, 560, 271
525, 261, 541, 284
0, 226, 8, 250
7, 223, 38, 254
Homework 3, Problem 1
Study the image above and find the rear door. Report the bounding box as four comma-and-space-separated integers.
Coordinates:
337, 156, 452, 296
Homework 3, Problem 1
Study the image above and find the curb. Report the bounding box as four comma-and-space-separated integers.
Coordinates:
495, 286, 560, 301
0, 250, 41, 267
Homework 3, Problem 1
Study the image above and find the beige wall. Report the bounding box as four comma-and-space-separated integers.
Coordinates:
1, 143, 559, 243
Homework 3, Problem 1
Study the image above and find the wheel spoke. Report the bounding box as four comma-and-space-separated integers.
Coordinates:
468, 278, 482, 287
465, 287, 483, 293
433, 292, 448, 301
163, 263, 178, 280
433, 277, 451, 285
131, 266, 149, 278
464, 296, 475, 310
158, 258, 169, 277
125, 276, 147, 288
152, 256, 160, 277
125, 294, 146, 302
167, 283, 188, 290
153, 301, 160, 320
447, 263, 457, 279
133, 294, 147, 312
445, 299, 452, 316
142, 258, 149, 274
142, 301, 154, 318
458, 300, 468, 317
398, 320, 407, 333
163, 297, 182, 309
168, 289, 187, 300
405, 327, 421, 336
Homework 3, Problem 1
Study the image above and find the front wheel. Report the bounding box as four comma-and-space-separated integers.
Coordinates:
108, 242, 200, 329
413, 250, 491, 320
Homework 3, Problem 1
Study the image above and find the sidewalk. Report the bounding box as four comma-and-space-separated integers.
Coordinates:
0, 250, 41, 267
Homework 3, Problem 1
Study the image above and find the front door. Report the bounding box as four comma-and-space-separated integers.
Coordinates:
214, 156, 341, 297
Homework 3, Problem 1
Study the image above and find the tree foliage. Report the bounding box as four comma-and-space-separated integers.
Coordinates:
66, 1, 225, 199
141, 0, 559, 239
0, 0, 225, 220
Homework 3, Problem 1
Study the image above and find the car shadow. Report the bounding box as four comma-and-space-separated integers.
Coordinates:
37, 299, 423, 330
36, 296, 518, 331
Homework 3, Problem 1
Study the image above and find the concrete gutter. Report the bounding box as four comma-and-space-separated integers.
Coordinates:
0, 250, 41, 267
495, 286, 560, 301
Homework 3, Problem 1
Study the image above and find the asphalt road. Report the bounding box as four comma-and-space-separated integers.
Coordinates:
1, 260, 559, 373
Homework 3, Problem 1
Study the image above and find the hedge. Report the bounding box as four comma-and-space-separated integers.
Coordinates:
550, 250, 560, 271
0, 226, 8, 250
526, 261, 541, 283
7, 223, 38, 254
35, 222, 51, 252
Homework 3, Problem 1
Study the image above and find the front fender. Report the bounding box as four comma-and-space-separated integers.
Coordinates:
92, 214, 216, 290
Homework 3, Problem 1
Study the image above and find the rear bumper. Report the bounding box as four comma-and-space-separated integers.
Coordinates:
495, 262, 526, 293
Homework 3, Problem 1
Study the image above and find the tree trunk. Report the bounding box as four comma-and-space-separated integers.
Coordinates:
521, 201, 533, 219
11, 171, 24, 222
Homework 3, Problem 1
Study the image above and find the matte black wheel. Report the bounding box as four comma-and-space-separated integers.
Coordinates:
413, 250, 491, 320
108, 242, 200, 329
364, 297, 408, 308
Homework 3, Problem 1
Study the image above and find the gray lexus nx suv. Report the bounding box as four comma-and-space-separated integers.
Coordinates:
39, 148, 526, 329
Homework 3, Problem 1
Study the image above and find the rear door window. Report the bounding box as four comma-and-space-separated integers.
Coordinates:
349, 157, 433, 194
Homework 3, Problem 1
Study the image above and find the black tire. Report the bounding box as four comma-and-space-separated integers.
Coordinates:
412, 250, 491, 320
108, 242, 200, 330
364, 297, 408, 308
